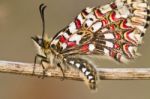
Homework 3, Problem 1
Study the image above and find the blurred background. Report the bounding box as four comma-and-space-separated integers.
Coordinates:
0, 0, 150, 99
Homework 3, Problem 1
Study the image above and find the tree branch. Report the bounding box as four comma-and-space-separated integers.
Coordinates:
0, 60, 150, 81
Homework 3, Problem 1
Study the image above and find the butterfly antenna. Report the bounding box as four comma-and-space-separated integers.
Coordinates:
39, 3, 47, 41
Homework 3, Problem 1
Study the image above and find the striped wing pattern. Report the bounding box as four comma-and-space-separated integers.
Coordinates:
51, 0, 150, 62
49, 0, 150, 89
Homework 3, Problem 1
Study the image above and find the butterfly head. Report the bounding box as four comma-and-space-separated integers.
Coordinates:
31, 35, 52, 57
31, 35, 50, 49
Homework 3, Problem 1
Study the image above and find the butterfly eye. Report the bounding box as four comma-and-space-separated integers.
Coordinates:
38, 39, 43, 45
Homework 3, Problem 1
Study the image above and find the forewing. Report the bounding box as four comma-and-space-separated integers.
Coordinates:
50, 2, 120, 54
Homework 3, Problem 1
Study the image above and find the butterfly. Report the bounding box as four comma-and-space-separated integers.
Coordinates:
32, 0, 150, 90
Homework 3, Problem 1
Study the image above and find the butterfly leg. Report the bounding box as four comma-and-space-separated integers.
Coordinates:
33, 54, 49, 78
33, 54, 41, 75
57, 63, 65, 81
40, 59, 50, 79
65, 57, 98, 90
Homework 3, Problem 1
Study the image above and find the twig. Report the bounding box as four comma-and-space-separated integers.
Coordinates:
0, 60, 150, 81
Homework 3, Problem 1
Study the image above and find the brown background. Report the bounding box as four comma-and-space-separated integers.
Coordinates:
0, 0, 150, 99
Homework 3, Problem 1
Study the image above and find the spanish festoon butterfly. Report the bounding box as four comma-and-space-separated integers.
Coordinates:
32, 0, 150, 90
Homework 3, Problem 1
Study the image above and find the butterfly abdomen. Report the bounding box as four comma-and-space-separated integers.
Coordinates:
65, 57, 98, 90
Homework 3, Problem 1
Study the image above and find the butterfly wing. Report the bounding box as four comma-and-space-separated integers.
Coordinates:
49, 0, 149, 90
50, 0, 150, 63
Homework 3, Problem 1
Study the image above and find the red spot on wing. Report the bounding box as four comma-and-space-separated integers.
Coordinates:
109, 24, 115, 31
95, 9, 103, 18
81, 44, 89, 52
110, 11, 119, 22
115, 33, 121, 40
124, 44, 129, 51
75, 18, 81, 29
102, 19, 109, 26
114, 43, 120, 49
59, 36, 67, 43
121, 19, 131, 29
111, 11, 116, 21
67, 41, 76, 47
